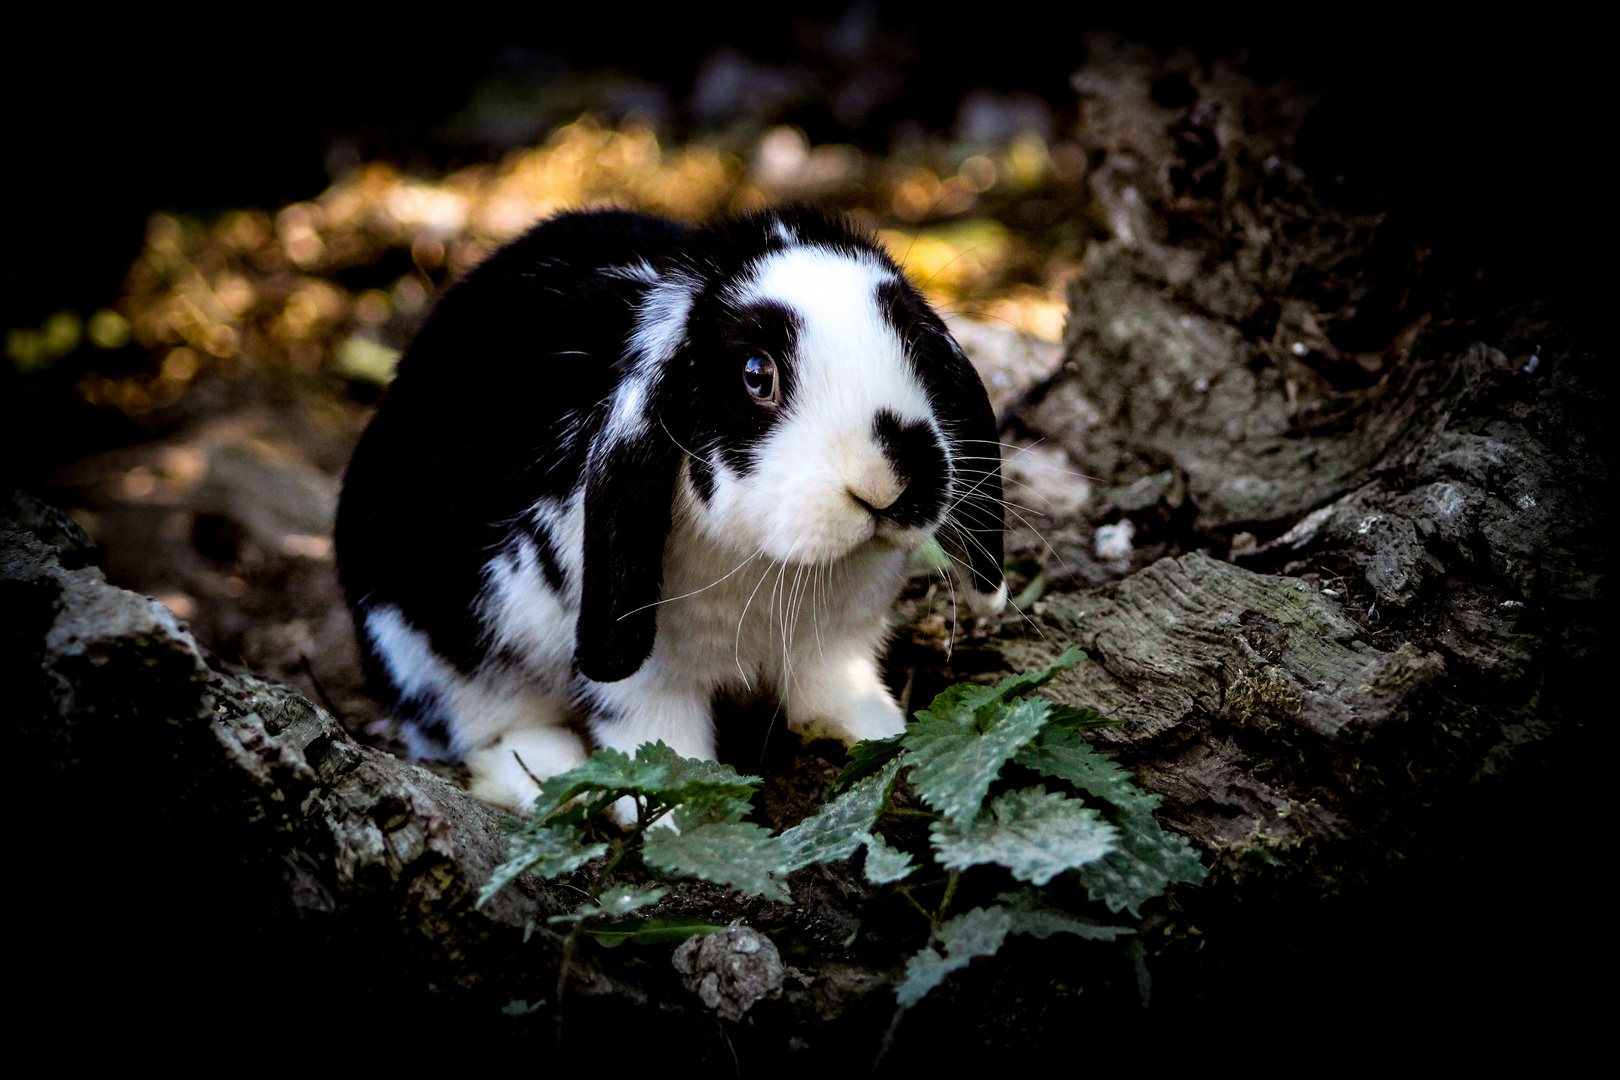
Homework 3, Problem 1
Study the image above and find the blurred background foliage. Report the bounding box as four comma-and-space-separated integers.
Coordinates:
2, 6, 1599, 491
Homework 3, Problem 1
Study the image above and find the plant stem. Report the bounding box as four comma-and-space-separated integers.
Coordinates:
937, 871, 961, 922
594, 835, 629, 889
873, 1004, 908, 1074
894, 885, 936, 929
555, 830, 632, 1037
553, 928, 578, 1049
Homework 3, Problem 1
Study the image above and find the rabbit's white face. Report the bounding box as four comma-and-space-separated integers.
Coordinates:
676, 245, 951, 566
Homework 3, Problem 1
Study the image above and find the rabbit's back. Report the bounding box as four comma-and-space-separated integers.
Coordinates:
335, 211, 685, 704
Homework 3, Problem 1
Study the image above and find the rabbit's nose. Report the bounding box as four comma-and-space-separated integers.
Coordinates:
848, 462, 905, 514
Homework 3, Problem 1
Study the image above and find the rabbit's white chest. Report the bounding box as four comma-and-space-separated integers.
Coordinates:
648, 511, 910, 695
573, 509, 912, 764
477, 487, 909, 701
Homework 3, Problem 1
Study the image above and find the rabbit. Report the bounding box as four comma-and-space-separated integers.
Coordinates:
334, 207, 1006, 814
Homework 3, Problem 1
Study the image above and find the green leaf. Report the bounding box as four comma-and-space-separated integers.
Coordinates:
531, 791, 616, 831
986, 644, 1086, 704
996, 889, 1132, 942
777, 758, 902, 872
1012, 568, 1050, 610
895, 905, 1013, 1008
862, 833, 916, 884
905, 696, 1054, 822
477, 828, 608, 908
1045, 704, 1120, 730
833, 731, 905, 792
594, 884, 668, 918
906, 537, 953, 577
528, 747, 642, 811
930, 787, 1117, 885
670, 795, 753, 831
583, 916, 726, 948
1076, 807, 1207, 916
916, 680, 1004, 728
501, 998, 547, 1016
1014, 725, 1205, 913
1015, 727, 1156, 814
530, 742, 761, 825
642, 822, 792, 902
632, 742, 764, 804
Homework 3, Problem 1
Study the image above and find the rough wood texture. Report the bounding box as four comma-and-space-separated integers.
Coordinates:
991, 39, 1605, 912
1001, 336, 1604, 876
5, 518, 633, 1023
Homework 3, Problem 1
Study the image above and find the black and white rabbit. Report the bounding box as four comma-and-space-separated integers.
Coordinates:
335, 207, 1005, 812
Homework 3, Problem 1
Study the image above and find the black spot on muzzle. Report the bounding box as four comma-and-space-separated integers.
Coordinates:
873, 409, 947, 528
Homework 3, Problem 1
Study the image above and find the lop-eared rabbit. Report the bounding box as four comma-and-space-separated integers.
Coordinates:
336, 208, 1005, 812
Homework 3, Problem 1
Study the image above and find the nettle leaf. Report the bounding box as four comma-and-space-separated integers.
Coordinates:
930, 787, 1117, 885
501, 998, 547, 1016
1012, 726, 1204, 913
778, 757, 902, 872
862, 833, 916, 884
834, 731, 905, 792
905, 696, 1053, 822
1077, 807, 1207, 916
532, 742, 760, 822
478, 828, 608, 908
1016, 726, 1156, 814
987, 644, 1086, 704
896, 905, 1013, 1008
997, 889, 1132, 942
669, 795, 753, 831
594, 884, 669, 918
916, 680, 1004, 730
642, 822, 792, 902
1045, 704, 1119, 730
635, 742, 764, 804
531, 746, 649, 807
584, 916, 726, 948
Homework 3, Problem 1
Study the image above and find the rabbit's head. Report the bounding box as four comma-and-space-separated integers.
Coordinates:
577, 209, 1004, 681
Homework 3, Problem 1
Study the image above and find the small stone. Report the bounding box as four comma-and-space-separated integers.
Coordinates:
671, 923, 785, 1022
1095, 520, 1136, 561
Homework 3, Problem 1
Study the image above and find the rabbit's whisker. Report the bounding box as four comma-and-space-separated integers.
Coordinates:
734, 555, 783, 689
618, 544, 767, 619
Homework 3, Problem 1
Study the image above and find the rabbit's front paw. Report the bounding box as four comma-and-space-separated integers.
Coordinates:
786, 656, 906, 746
465, 727, 590, 813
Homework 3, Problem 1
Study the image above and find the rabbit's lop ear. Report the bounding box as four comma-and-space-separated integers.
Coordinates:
939, 355, 1006, 606
945, 376, 1007, 600
878, 280, 1006, 605
574, 290, 694, 683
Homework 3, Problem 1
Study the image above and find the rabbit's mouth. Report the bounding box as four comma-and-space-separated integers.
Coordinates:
871, 517, 939, 551
847, 481, 942, 550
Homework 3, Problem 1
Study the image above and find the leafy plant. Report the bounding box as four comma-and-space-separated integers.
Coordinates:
838, 645, 1207, 1016
476, 741, 789, 948
479, 645, 1205, 1021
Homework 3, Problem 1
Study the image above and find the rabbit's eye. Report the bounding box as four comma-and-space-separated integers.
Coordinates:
742, 355, 779, 405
